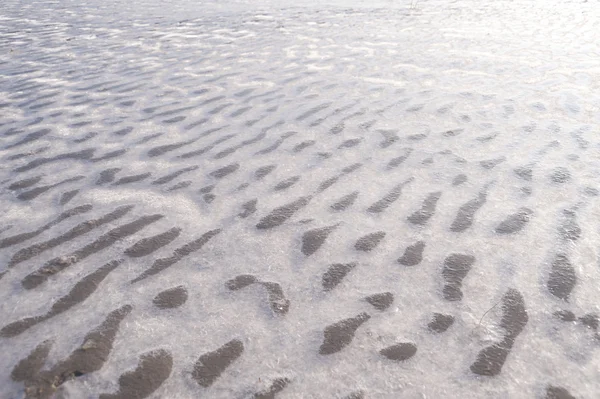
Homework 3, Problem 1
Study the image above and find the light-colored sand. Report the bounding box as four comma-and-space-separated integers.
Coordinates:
1, 0, 599, 397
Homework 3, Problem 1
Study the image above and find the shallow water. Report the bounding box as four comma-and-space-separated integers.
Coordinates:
1, 0, 599, 397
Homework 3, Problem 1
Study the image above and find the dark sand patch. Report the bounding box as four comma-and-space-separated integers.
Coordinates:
8, 175, 43, 190
13, 305, 132, 398
59, 189, 79, 205
239, 199, 258, 218
125, 227, 182, 258
152, 166, 198, 185
367, 178, 413, 213
323, 263, 356, 291
398, 241, 425, 266
210, 163, 240, 179
192, 339, 244, 387
441, 254, 475, 301
452, 174, 467, 186
495, 207, 533, 234
14, 148, 95, 173
274, 175, 300, 191
450, 191, 487, 232
407, 192, 441, 225
153, 286, 188, 309
23, 215, 162, 289
558, 210, 581, 241
380, 343, 417, 361
256, 196, 312, 229
0, 204, 92, 249
550, 167, 571, 184
226, 275, 258, 291
428, 313, 454, 333
255, 165, 277, 180
99, 350, 172, 399
2, 260, 122, 337
547, 254, 577, 300
545, 386, 575, 399
9, 205, 133, 267
471, 289, 528, 376
386, 149, 412, 170
131, 229, 221, 284
554, 310, 576, 322
355, 231, 385, 252
301, 224, 338, 256
365, 292, 394, 311
331, 191, 359, 211
18, 176, 85, 201
113, 172, 151, 186
319, 313, 370, 355
253, 377, 290, 399
261, 282, 291, 315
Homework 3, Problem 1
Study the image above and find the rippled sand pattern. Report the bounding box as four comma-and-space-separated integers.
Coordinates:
1, 0, 600, 397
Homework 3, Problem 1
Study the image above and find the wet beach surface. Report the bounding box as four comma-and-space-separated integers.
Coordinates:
1, 0, 600, 397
